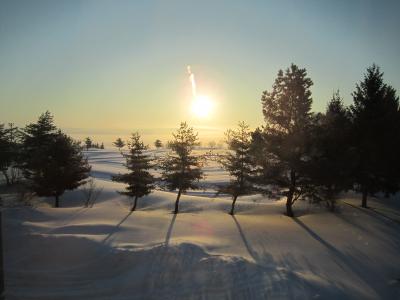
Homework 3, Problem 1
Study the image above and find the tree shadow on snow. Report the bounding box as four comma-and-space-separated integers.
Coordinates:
231, 215, 264, 263
102, 210, 133, 244
334, 209, 400, 250
230, 215, 358, 299
165, 213, 177, 247
292, 217, 397, 299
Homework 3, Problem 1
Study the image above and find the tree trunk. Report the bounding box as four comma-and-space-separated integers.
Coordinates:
174, 190, 182, 214
9, 167, 20, 185
361, 189, 368, 208
55, 195, 60, 208
286, 197, 294, 217
286, 170, 296, 217
1, 171, 9, 186
229, 195, 238, 215
131, 196, 138, 211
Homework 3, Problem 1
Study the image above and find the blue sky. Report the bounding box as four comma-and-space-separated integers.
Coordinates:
1, 0, 399, 143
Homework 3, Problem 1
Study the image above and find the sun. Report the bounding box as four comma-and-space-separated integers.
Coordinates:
191, 95, 214, 118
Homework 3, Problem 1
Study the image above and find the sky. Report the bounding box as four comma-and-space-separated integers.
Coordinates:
1, 0, 399, 145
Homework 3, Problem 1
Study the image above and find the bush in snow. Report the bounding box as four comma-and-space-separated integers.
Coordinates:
81, 178, 103, 208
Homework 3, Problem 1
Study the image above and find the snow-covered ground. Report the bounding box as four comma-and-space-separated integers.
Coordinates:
3, 149, 400, 299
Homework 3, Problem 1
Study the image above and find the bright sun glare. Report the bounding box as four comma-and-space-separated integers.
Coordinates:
191, 95, 214, 118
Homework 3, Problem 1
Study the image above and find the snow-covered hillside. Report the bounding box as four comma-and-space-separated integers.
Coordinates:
3, 149, 400, 299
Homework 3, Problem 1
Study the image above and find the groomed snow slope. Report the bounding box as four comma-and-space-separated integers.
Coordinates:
3, 149, 400, 299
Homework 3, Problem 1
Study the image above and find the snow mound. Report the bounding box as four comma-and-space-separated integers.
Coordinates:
6, 234, 354, 300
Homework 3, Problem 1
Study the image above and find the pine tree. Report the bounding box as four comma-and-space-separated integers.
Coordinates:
154, 139, 163, 149
350, 65, 400, 207
112, 133, 154, 211
100, 142, 104, 149
114, 137, 125, 152
220, 122, 254, 215
161, 122, 203, 214
259, 64, 314, 217
307, 91, 354, 211
21, 112, 90, 207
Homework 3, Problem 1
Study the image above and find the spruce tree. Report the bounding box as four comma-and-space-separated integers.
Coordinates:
307, 91, 354, 211
37, 131, 91, 207
85, 137, 92, 150
259, 64, 314, 217
21, 112, 91, 207
21, 111, 58, 181
220, 122, 254, 215
114, 137, 125, 152
350, 65, 400, 207
112, 133, 154, 211
161, 122, 203, 214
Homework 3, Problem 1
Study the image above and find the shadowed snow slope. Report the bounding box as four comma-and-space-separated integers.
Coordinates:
3, 149, 400, 299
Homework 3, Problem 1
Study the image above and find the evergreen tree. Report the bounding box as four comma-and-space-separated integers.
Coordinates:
21, 112, 91, 207
114, 137, 125, 152
21, 111, 58, 181
0, 123, 21, 185
259, 64, 314, 217
350, 65, 400, 207
160, 122, 203, 214
100, 142, 104, 149
85, 137, 92, 150
7, 123, 22, 184
36, 131, 91, 207
307, 91, 354, 211
112, 133, 154, 211
154, 139, 163, 149
249, 128, 265, 166
0, 124, 13, 185
220, 122, 254, 215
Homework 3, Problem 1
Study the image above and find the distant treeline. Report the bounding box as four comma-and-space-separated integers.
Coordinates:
84, 137, 104, 150
1, 64, 399, 217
